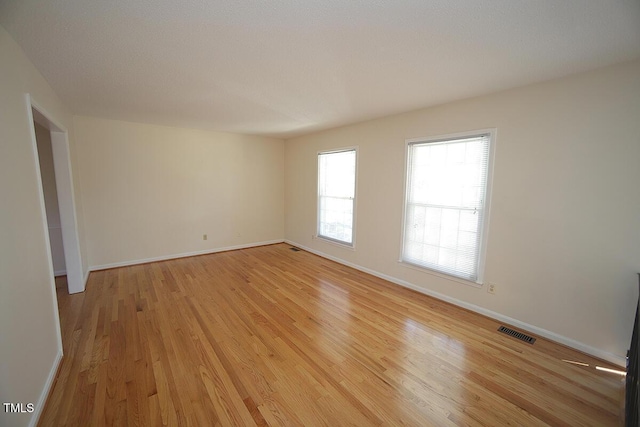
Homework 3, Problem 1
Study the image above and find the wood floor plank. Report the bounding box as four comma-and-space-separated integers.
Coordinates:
40, 244, 624, 426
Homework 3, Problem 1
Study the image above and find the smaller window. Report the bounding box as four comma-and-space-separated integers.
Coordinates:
317, 149, 357, 246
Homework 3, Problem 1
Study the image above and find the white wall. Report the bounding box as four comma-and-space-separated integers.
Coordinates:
285, 59, 640, 364
74, 116, 285, 268
0, 25, 87, 427
35, 123, 66, 275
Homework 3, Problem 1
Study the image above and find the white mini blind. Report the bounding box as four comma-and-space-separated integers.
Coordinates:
318, 149, 356, 245
403, 134, 490, 282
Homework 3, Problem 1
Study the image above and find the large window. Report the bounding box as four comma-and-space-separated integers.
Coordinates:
317, 149, 357, 246
402, 131, 493, 283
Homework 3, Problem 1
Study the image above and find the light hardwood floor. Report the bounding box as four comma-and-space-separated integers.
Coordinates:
41, 243, 624, 426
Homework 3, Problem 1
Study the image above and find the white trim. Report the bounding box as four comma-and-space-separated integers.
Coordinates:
285, 239, 626, 367
28, 349, 62, 427
54, 270, 67, 277
50, 130, 84, 293
90, 240, 285, 271
25, 97, 64, 361
398, 259, 482, 289
316, 235, 357, 251
83, 269, 91, 287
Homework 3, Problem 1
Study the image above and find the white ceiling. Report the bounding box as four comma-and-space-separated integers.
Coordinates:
1, 0, 639, 138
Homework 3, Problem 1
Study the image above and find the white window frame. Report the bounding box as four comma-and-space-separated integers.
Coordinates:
316, 147, 358, 248
400, 129, 496, 285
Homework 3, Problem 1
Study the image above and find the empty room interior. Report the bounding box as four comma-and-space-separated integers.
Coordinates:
1, 1, 640, 426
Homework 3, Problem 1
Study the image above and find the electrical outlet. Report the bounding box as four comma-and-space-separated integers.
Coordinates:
203, 234, 207, 241
487, 283, 496, 295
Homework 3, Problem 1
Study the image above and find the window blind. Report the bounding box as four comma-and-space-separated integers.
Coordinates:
403, 134, 490, 281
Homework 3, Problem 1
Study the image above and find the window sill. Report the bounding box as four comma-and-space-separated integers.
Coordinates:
397, 260, 483, 289
315, 235, 356, 251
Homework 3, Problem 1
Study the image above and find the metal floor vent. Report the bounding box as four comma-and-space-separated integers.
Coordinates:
289, 247, 301, 252
497, 326, 536, 344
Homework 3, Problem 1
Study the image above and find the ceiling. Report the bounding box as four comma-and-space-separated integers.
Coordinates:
1, 0, 639, 139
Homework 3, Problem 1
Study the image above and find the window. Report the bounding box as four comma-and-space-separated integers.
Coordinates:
317, 149, 357, 246
402, 131, 493, 283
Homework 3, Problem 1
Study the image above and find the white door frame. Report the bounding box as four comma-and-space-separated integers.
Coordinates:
27, 94, 85, 294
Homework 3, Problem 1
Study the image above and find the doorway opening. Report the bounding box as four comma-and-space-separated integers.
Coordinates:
28, 95, 85, 295
34, 121, 67, 280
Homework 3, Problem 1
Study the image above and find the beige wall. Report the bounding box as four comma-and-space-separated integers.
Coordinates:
0, 25, 87, 427
285, 59, 640, 363
74, 116, 285, 268
35, 123, 66, 274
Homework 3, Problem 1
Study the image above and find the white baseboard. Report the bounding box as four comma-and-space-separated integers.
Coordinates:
90, 240, 285, 272
285, 240, 626, 367
54, 269, 66, 277
29, 349, 62, 427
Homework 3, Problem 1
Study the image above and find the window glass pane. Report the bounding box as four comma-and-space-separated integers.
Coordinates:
319, 150, 355, 198
318, 150, 356, 245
